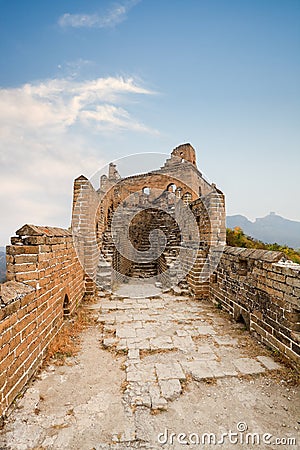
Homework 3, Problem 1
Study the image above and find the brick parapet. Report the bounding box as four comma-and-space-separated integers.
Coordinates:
210, 246, 300, 368
0, 225, 86, 418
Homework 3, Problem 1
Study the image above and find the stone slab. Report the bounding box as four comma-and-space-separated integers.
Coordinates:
195, 344, 215, 355
150, 336, 174, 350
197, 325, 216, 335
214, 336, 238, 346
136, 328, 156, 339
116, 326, 136, 339
175, 329, 189, 337
135, 339, 150, 350
128, 349, 140, 360
155, 363, 186, 381
256, 356, 282, 371
172, 335, 195, 351
233, 358, 265, 375
184, 361, 214, 380
126, 371, 142, 382
207, 361, 225, 378
140, 364, 157, 382
148, 383, 168, 410
159, 379, 182, 401
103, 338, 117, 348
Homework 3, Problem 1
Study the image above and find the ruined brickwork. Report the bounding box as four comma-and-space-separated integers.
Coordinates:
97, 144, 214, 242
70, 143, 223, 290
210, 247, 300, 366
0, 225, 86, 418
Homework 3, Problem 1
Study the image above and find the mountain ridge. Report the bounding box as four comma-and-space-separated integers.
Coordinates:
226, 212, 300, 249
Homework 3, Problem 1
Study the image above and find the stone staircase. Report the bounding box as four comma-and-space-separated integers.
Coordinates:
129, 261, 158, 278
98, 202, 187, 286
97, 212, 114, 291
96, 257, 112, 292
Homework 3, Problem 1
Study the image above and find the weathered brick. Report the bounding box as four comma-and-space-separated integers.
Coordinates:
14, 255, 38, 264
6, 245, 40, 255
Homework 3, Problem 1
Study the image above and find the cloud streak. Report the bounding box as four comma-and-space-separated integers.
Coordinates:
58, 0, 140, 29
0, 75, 154, 133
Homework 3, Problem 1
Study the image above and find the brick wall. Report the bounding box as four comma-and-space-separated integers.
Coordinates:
0, 225, 86, 418
72, 176, 100, 296
187, 189, 226, 297
210, 247, 300, 367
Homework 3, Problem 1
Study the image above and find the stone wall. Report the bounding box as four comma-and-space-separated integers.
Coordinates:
0, 225, 86, 418
210, 247, 300, 367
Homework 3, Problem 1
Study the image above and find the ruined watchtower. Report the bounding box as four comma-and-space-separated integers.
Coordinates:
72, 143, 226, 296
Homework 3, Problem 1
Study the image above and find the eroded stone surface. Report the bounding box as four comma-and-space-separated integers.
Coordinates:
96, 288, 285, 411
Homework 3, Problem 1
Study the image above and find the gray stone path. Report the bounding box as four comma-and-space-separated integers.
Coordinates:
0, 288, 299, 449
97, 290, 281, 411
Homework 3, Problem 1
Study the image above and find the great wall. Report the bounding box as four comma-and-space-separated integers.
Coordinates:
0, 143, 299, 448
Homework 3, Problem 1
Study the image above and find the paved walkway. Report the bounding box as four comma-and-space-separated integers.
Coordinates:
0, 288, 299, 449
98, 289, 281, 411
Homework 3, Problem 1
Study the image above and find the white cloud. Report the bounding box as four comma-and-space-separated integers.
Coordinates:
0, 76, 154, 133
0, 74, 156, 244
58, 0, 140, 29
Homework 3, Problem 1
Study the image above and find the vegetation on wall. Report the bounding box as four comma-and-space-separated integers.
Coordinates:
226, 227, 300, 264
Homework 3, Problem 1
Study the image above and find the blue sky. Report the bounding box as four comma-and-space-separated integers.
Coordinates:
0, 0, 299, 244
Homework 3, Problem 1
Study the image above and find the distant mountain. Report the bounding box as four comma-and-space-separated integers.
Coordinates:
227, 213, 300, 249
0, 250, 6, 283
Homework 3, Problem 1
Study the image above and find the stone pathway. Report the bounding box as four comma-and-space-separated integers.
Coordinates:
97, 289, 281, 411
0, 287, 299, 449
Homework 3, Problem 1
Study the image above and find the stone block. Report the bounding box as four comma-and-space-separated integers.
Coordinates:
197, 325, 216, 335
128, 349, 140, 360
207, 361, 225, 377
184, 361, 214, 380
116, 326, 136, 339
256, 355, 281, 371
159, 379, 182, 400
172, 335, 195, 351
155, 362, 186, 380
213, 336, 238, 346
140, 364, 157, 382
126, 371, 141, 382
233, 358, 265, 375
136, 328, 156, 339
150, 336, 174, 350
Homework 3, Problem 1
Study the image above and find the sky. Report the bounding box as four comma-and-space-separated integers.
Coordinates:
0, 0, 299, 245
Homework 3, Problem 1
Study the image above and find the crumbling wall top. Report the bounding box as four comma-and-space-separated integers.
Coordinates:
223, 246, 284, 262
16, 224, 71, 237
171, 143, 196, 166
0, 281, 34, 307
